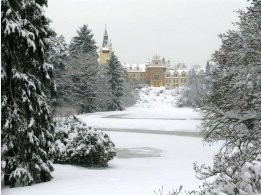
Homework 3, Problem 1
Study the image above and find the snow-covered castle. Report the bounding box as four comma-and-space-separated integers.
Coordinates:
123, 55, 191, 89
99, 27, 204, 89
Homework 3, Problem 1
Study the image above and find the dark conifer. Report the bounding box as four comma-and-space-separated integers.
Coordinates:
1, 0, 55, 187
107, 53, 124, 111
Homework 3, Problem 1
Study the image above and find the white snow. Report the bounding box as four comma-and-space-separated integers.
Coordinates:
2, 131, 220, 195
1, 87, 221, 195
78, 87, 202, 132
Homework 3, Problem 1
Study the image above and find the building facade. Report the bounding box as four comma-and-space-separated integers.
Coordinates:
165, 69, 189, 89
124, 64, 146, 83
145, 55, 166, 87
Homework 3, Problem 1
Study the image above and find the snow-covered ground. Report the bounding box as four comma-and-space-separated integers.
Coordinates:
2, 87, 221, 195
78, 87, 202, 133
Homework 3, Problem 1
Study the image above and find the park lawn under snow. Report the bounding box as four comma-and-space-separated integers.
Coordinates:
2, 87, 221, 195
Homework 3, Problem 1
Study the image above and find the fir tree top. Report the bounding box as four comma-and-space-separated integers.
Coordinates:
70, 24, 97, 55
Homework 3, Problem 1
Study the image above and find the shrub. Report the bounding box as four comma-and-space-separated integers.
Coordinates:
54, 116, 116, 167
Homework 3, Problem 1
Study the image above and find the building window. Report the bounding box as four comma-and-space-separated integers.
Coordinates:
174, 74, 178, 77
155, 61, 158, 64
133, 73, 135, 76
141, 73, 143, 76
176, 80, 178, 83
153, 74, 159, 81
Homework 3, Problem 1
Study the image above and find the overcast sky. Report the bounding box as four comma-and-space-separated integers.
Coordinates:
46, 0, 249, 66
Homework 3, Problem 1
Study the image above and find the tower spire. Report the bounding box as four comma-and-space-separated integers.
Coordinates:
102, 25, 108, 47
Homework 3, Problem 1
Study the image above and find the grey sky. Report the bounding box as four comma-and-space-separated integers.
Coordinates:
46, 0, 249, 66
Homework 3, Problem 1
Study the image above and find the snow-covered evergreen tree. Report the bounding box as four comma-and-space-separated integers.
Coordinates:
1, 0, 55, 187
48, 35, 69, 73
66, 52, 99, 113
96, 65, 113, 111
58, 25, 99, 113
122, 80, 138, 108
96, 62, 137, 111
107, 53, 124, 111
204, 61, 212, 93
48, 35, 70, 107
205, 61, 211, 77
195, 1, 261, 194
69, 24, 97, 55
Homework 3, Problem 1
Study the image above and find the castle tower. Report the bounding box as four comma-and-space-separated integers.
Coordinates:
145, 54, 166, 87
102, 27, 108, 47
99, 26, 113, 65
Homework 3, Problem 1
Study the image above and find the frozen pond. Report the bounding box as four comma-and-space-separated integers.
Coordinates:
99, 128, 201, 137
2, 88, 221, 195
116, 147, 162, 159
2, 131, 220, 195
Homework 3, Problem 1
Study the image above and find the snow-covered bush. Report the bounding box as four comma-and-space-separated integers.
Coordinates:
175, 87, 191, 107
154, 185, 198, 195
54, 116, 116, 167
194, 155, 261, 195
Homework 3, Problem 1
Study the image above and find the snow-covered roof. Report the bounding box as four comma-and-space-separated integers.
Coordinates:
146, 64, 166, 68
125, 64, 146, 72
165, 69, 189, 77
102, 47, 109, 51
